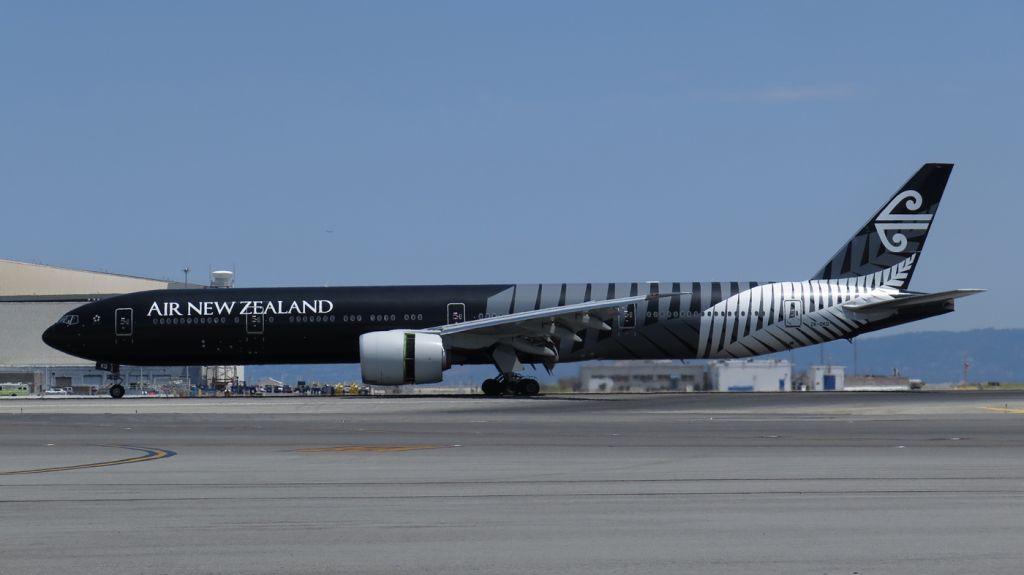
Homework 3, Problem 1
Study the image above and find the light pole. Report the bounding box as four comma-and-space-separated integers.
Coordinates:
182, 266, 191, 287
853, 338, 858, 376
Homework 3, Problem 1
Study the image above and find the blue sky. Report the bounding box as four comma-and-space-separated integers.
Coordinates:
2, 1, 1020, 332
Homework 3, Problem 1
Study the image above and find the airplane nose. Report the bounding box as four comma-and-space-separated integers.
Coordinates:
42, 323, 68, 352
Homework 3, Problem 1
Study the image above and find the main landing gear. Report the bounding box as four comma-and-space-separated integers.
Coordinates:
97, 362, 125, 399
481, 373, 541, 397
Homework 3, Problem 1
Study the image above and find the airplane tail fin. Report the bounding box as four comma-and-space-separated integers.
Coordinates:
810, 163, 953, 289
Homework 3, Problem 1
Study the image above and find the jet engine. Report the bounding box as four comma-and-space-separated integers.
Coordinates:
359, 330, 447, 385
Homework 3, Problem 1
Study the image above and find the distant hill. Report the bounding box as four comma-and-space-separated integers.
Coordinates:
247, 328, 1024, 386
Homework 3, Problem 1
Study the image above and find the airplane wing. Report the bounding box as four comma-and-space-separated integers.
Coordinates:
842, 289, 985, 313
423, 292, 686, 365
430, 294, 653, 337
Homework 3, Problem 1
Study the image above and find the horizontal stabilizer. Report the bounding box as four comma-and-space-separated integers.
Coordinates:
843, 289, 985, 313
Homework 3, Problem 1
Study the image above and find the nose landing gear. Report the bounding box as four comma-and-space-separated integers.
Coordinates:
109, 381, 126, 399
96, 362, 125, 398
481, 373, 540, 397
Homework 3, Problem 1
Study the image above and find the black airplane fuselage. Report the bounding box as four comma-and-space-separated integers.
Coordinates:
43, 283, 712, 366
43, 280, 951, 369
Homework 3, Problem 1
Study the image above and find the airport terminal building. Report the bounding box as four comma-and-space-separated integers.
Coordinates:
0, 258, 236, 395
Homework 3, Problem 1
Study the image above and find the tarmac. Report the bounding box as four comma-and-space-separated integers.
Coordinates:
2, 392, 1024, 574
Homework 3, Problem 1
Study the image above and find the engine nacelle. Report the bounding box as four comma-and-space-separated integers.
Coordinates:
359, 330, 447, 385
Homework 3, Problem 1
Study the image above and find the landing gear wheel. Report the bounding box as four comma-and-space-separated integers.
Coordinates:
481, 379, 503, 396
520, 378, 540, 396
109, 384, 125, 399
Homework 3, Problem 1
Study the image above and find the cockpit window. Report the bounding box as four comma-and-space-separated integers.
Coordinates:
59, 314, 80, 326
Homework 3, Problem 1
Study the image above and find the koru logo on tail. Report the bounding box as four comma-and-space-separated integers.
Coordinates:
874, 190, 932, 252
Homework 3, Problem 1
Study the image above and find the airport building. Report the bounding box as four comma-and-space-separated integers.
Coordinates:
844, 373, 919, 391
0, 258, 239, 395
574, 360, 796, 392
579, 361, 708, 392
708, 359, 792, 392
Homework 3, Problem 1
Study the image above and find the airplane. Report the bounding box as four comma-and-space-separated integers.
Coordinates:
43, 163, 982, 398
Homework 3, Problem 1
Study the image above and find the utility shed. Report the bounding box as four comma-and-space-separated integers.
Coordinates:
709, 359, 792, 392
807, 365, 845, 391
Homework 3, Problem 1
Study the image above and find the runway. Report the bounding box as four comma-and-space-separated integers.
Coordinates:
3, 392, 1024, 574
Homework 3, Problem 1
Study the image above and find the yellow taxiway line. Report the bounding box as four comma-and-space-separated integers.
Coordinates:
981, 406, 1024, 415
0, 445, 176, 476
295, 445, 445, 453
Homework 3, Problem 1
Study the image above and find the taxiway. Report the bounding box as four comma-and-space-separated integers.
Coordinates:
2, 392, 1023, 574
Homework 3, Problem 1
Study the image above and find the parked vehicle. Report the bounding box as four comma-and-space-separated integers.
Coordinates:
1, 383, 30, 397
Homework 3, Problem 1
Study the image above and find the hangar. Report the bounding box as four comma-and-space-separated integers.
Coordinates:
0, 258, 234, 395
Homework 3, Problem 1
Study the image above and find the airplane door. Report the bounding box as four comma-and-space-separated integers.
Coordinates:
114, 308, 133, 336
784, 299, 803, 327
620, 303, 637, 331
447, 303, 466, 325
246, 313, 265, 335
